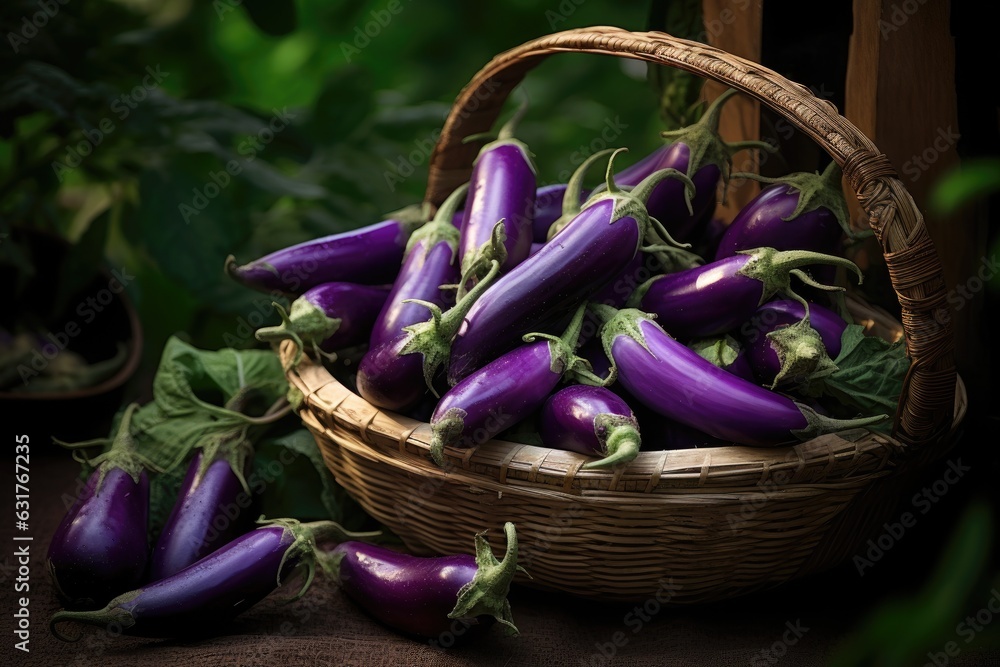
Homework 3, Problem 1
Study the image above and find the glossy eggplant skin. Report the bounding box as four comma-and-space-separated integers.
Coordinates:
47, 467, 150, 609
448, 198, 641, 385
459, 143, 535, 276
47, 404, 150, 610
532, 184, 571, 242
333, 544, 480, 639
304, 283, 391, 351
741, 299, 847, 356
226, 218, 415, 295
605, 311, 809, 445
643, 143, 720, 243
149, 451, 256, 582
49, 521, 340, 640
356, 333, 434, 412
539, 385, 640, 462
330, 522, 521, 642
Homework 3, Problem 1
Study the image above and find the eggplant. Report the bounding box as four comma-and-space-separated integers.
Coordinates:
458, 112, 536, 287
355, 259, 501, 412
331, 522, 524, 642
741, 299, 848, 389
149, 432, 256, 582
628, 247, 863, 340
591, 305, 887, 446
588, 89, 771, 244
367, 185, 466, 350
50, 519, 365, 639
225, 211, 423, 295
254, 282, 390, 365
532, 183, 573, 242
539, 385, 641, 469
47, 404, 150, 609
446, 150, 695, 386
688, 333, 756, 382
429, 304, 594, 465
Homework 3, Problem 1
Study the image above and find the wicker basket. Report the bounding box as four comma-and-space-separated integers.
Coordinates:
282, 26, 967, 603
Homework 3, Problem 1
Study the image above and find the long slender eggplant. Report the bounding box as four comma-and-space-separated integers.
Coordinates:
533, 183, 575, 242
367, 184, 467, 350
331, 522, 525, 641
429, 304, 595, 465
591, 305, 887, 446
149, 424, 257, 581
447, 150, 695, 386
254, 282, 390, 365
589, 89, 772, 244
225, 209, 424, 295
458, 111, 536, 288
741, 299, 847, 389
714, 161, 866, 288
50, 519, 373, 639
628, 247, 863, 340
356, 259, 501, 412
539, 385, 642, 469
47, 404, 150, 609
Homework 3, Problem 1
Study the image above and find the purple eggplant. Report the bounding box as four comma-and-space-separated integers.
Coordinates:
429, 304, 594, 465
688, 333, 756, 382
254, 282, 390, 365
355, 259, 501, 412
458, 112, 536, 288
533, 183, 572, 242
741, 299, 848, 389
628, 247, 863, 341
446, 150, 695, 386
591, 305, 887, 446
331, 522, 524, 641
149, 432, 256, 581
50, 519, 364, 639
225, 211, 423, 295
47, 404, 150, 609
715, 161, 866, 289
588, 89, 771, 244
368, 185, 466, 350
540, 385, 641, 469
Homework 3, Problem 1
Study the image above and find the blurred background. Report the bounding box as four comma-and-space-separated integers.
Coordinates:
2, 0, 998, 664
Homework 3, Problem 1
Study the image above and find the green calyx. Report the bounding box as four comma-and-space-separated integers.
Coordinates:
53, 402, 150, 491
590, 304, 657, 386
546, 147, 618, 241
790, 403, 889, 442
765, 315, 839, 390
406, 183, 466, 263
195, 423, 254, 495
429, 406, 467, 466
383, 202, 431, 235
582, 414, 641, 470
468, 100, 538, 175
255, 299, 341, 369
458, 219, 508, 298
49, 591, 141, 642
401, 259, 501, 399
736, 247, 864, 306
522, 303, 600, 385
730, 160, 868, 240
690, 334, 742, 369
659, 88, 776, 204
448, 521, 528, 637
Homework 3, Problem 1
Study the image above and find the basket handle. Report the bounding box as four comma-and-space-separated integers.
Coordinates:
423, 26, 956, 449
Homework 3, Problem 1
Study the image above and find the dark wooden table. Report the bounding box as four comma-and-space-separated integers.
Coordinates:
5, 417, 999, 667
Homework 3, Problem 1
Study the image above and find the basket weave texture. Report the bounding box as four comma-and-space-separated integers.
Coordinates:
283, 26, 967, 603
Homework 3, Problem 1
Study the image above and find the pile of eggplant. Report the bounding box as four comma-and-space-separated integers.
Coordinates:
228, 87, 902, 470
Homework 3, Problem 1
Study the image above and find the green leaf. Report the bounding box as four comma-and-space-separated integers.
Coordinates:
804, 324, 909, 422
929, 158, 1000, 217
